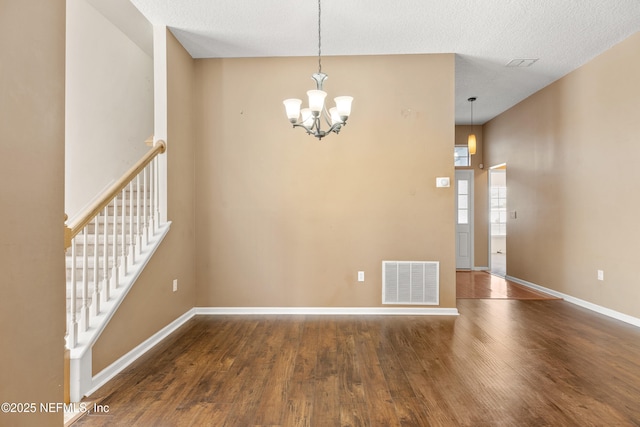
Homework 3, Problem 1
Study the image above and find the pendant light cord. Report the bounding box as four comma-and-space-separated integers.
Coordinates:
318, 0, 322, 74
468, 97, 476, 132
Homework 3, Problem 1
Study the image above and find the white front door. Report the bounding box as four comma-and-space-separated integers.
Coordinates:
455, 170, 474, 269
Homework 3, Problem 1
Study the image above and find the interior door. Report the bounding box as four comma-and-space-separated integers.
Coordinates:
455, 170, 474, 269
489, 166, 507, 276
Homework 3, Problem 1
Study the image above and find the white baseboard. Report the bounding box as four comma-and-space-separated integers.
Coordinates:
473, 266, 489, 271
506, 275, 640, 328
88, 308, 196, 396
195, 307, 459, 316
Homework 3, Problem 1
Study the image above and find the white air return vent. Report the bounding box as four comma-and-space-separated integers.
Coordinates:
382, 261, 439, 305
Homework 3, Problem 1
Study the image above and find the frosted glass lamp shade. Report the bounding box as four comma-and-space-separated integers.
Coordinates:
334, 96, 353, 119
283, 98, 302, 123
307, 90, 327, 115
468, 133, 477, 155
329, 107, 341, 125
301, 108, 314, 128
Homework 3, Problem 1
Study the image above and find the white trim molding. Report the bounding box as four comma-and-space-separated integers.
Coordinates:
506, 275, 640, 328
194, 307, 460, 316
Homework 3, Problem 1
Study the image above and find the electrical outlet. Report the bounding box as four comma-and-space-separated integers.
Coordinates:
597, 270, 604, 281
357, 271, 365, 282
173, 279, 178, 292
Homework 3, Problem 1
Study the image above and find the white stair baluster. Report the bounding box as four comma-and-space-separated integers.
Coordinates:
112, 194, 119, 289
68, 239, 78, 349
102, 206, 109, 304
91, 215, 101, 317
143, 166, 149, 245
136, 174, 142, 254
80, 227, 90, 332
149, 159, 156, 234
121, 188, 128, 276
154, 156, 160, 230
129, 181, 136, 265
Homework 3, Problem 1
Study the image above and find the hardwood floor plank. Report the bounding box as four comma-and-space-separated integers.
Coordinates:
173, 402, 231, 427
253, 318, 302, 426
393, 398, 433, 427
281, 320, 319, 427
336, 320, 366, 404
354, 319, 402, 427
312, 319, 340, 426
340, 403, 369, 427
183, 318, 260, 404
377, 322, 420, 400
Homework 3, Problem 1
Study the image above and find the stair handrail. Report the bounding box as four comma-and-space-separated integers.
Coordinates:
65, 140, 166, 247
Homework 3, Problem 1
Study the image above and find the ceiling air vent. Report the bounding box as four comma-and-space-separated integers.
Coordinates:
506, 58, 539, 67
382, 261, 439, 305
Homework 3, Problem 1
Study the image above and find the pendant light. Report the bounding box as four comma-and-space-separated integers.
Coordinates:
467, 97, 477, 155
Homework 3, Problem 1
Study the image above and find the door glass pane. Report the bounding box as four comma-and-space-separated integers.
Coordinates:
458, 180, 468, 194
458, 194, 468, 209
458, 209, 468, 224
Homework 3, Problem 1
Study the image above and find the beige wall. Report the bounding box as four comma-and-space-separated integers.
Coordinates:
194, 54, 457, 308
0, 2, 66, 426
455, 125, 488, 269
65, 0, 153, 219
92, 30, 196, 373
484, 32, 640, 318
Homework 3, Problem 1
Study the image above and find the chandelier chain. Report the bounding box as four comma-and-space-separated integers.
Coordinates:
317, 0, 322, 73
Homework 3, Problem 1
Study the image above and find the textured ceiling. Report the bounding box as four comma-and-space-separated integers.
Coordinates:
128, 0, 640, 124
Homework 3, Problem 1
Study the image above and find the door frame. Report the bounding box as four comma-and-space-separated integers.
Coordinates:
455, 169, 474, 270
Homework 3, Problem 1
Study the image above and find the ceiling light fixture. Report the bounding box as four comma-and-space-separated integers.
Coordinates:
282, 0, 353, 140
467, 97, 477, 155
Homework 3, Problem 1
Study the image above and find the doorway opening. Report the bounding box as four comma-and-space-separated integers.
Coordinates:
489, 165, 506, 277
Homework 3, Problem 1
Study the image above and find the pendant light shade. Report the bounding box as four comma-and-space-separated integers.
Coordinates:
468, 133, 477, 155
307, 90, 327, 115
468, 97, 477, 155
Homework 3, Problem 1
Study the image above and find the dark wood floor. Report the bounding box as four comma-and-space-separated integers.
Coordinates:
72, 296, 640, 426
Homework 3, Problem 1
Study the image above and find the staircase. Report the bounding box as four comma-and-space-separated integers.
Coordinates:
64, 141, 169, 402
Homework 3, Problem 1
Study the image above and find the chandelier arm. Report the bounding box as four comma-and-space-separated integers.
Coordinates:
321, 107, 333, 127
292, 122, 313, 134
327, 122, 344, 134
295, 120, 329, 140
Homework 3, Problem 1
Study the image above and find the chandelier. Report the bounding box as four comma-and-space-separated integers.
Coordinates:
282, 0, 353, 140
